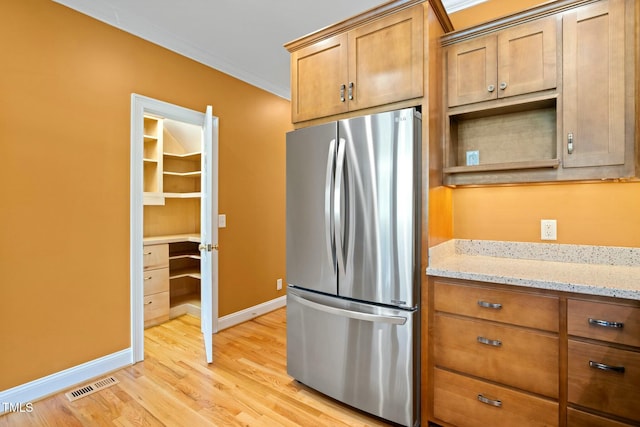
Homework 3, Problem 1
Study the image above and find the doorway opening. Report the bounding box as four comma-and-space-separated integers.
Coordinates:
130, 94, 219, 364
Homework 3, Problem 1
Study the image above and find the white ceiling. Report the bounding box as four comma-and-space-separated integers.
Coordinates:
52, 0, 482, 100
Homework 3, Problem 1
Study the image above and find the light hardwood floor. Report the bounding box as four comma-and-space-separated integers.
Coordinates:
0, 309, 391, 426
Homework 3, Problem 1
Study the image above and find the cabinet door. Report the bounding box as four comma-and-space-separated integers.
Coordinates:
348, 6, 423, 110
497, 15, 558, 98
562, 0, 625, 168
291, 34, 349, 122
446, 35, 497, 107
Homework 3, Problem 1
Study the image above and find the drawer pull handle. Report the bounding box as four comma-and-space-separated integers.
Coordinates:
144, 276, 153, 281
477, 336, 502, 347
478, 300, 502, 310
477, 394, 502, 407
589, 361, 625, 374
146, 300, 153, 305
143, 252, 152, 256
588, 318, 624, 329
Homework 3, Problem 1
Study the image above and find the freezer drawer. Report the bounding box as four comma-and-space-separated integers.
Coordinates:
287, 287, 418, 426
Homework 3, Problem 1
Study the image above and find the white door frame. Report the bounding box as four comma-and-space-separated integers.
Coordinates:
130, 94, 218, 363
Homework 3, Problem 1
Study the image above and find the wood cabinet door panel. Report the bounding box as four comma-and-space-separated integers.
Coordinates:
143, 244, 169, 270
434, 280, 559, 331
568, 299, 640, 347
291, 34, 349, 122
446, 35, 497, 107
433, 368, 559, 427
562, 0, 625, 167
348, 6, 423, 110
434, 314, 559, 398
568, 340, 640, 422
497, 15, 558, 98
143, 291, 170, 327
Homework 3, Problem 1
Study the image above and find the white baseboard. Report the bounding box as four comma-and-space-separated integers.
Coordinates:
0, 349, 132, 414
217, 295, 286, 331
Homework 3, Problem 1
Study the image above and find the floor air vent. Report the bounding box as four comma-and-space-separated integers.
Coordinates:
65, 376, 119, 401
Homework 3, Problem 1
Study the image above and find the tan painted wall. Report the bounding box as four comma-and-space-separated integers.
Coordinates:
0, 0, 290, 390
446, 0, 640, 248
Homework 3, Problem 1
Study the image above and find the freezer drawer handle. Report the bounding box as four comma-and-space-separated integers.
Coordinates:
589, 361, 625, 374
477, 336, 502, 347
477, 300, 502, 310
290, 293, 407, 325
588, 318, 624, 329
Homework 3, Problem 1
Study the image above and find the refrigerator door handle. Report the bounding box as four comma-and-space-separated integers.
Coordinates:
289, 292, 407, 325
325, 139, 336, 270
334, 138, 347, 274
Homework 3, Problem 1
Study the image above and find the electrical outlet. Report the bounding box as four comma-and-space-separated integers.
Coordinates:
541, 219, 557, 241
218, 214, 226, 228
276, 278, 283, 291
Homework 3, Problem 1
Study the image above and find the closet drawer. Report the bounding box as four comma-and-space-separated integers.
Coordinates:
433, 280, 559, 331
568, 340, 640, 422
143, 267, 169, 296
567, 408, 634, 427
434, 314, 558, 397
144, 292, 170, 326
143, 244, 169, 270
433, 368, 559, 427
568, 299, 640, 347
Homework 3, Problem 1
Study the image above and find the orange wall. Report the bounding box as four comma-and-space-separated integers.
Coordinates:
0, 0, 290, 390
446, 0, 640, 248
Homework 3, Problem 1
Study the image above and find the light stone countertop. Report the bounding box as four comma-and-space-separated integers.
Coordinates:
426, 240, 640, 300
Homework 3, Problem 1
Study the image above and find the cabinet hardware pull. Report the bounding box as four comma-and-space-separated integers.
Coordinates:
348, 82, 354, 100
478, 300, 502, 310
143, 252, 152, 255
589, 318, 624, 329
567, 133, 574, 154
477, 394, 502, 407
589, 361, 625, 374
487, 84, 495, 93
477, 336, 502, 347
144, 276, 152, 281
499, 82, 508, 90
146, 300, 153, 305
340, 84, 346, 102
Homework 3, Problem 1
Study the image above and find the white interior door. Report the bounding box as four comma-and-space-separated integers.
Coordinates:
200, 105, 219, 363
130, 94, 219, 364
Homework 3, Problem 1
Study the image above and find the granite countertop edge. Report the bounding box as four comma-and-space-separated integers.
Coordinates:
426, 240, 640, 301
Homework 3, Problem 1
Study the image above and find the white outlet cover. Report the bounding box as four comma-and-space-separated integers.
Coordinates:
541, 219, 557, 240
218, 214, 226, 228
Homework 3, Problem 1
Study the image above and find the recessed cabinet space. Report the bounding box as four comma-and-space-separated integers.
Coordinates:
441, 0, 638, 186
446, 15, 558, 108
143, 116, 164, 205
287, 4, 424, 123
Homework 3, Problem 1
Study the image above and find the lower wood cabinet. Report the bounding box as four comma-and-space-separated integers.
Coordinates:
427, 278, 640, 427
143, 243, 170, 328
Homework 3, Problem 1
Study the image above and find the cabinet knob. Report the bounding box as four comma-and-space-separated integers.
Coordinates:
487, 84, 495, 93
499, 82, 508, 90
340, 84, 346, 102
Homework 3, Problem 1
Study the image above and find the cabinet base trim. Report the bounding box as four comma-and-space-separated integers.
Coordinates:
0, 349, 132, 414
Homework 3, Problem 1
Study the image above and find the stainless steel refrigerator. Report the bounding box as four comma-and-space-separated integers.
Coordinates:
286, 107, 421, 426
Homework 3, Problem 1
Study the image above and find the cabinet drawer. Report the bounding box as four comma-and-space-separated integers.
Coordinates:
143, 244, 169, 270
433, 368, 559, 427
568, 299, 640, 347
567, 408, 634, 427
434, 314, 558, 398
143, 267, 169, 296
143, 291, 170, 325
568, 340, 640, 422
434, 280, 559, 331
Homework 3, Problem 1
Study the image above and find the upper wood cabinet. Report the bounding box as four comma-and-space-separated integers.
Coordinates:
447, 16, 558, 107
441, 0, 637, 185
287, 4, 426, 123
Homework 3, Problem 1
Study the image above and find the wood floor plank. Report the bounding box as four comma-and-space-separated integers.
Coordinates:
0, 309, 391, 426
